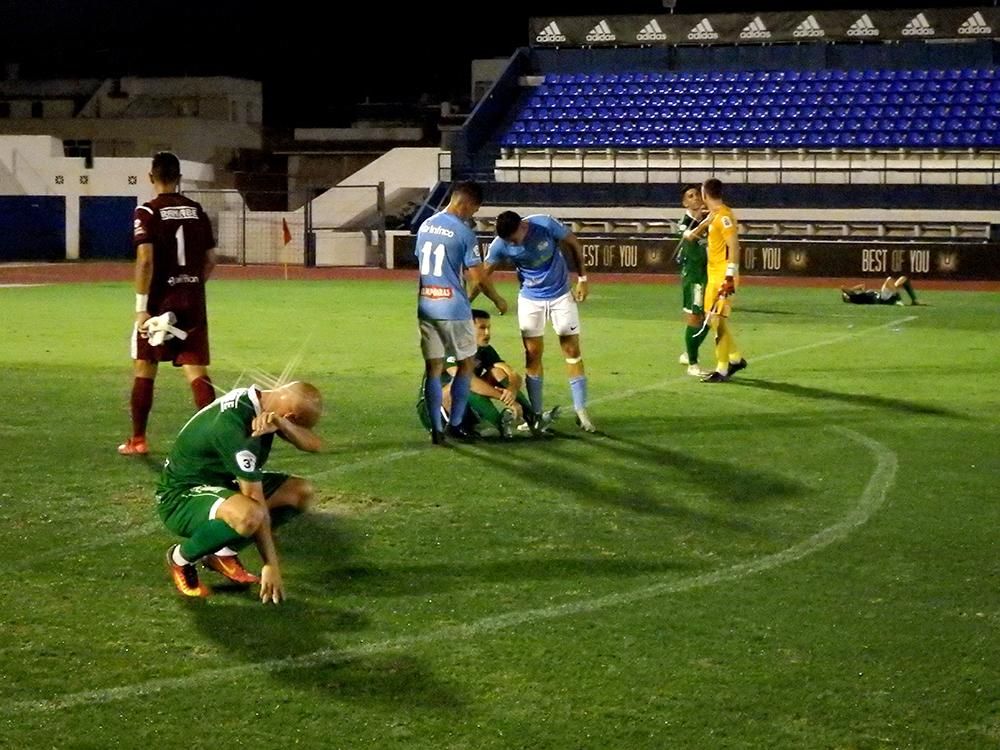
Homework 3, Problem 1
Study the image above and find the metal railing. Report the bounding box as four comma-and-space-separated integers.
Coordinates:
490, 147, 1000, 186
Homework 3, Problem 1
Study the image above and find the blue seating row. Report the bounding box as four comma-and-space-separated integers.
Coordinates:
503, 68, 1000, 150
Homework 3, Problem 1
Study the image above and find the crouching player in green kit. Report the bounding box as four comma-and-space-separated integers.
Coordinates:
156, 381, 323, 603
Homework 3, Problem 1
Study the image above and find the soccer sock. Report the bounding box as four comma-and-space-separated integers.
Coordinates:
516, 392, 533, 415
716, 326, 733, 373
179, 519, 246, 562
449, 373, 471, 427
526, 375, 544, 416
130, 376, 155, 438
190, 376, 215, 409
468, 393, 502, 429
685, 325, 708, 364
569, 375, 588, 412
424, 375, 444, 432
901, 279, 918, 303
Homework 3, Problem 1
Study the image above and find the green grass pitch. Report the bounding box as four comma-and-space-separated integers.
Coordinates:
1, 277, 998, 749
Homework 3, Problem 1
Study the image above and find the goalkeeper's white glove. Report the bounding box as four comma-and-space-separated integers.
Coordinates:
145, 312, 188, 346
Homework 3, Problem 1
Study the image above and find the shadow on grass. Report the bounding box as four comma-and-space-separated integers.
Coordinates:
451, 425, 808, 524
737, 307, 799, 316
187, 597, 463, 709
186, 511, 466, 710
729, 377, 965, 418
314, 555, 696, 598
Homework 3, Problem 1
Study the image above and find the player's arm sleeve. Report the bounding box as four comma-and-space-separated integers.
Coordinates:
213, 423, 264, 482
133, 206, 154, 248
484, 238, 505, 267
463, 231, 482, 268
536, 215, 570, 241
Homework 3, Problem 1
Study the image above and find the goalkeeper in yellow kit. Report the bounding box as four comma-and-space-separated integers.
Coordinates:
700, 178, 748, 382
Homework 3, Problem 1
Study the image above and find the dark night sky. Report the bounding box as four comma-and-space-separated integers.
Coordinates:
1, 0, 986, 126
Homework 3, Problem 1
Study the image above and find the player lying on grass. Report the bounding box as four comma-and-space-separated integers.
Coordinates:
417, 309, 560, 437
841, 276, 921, 306
156, 381, 322, 603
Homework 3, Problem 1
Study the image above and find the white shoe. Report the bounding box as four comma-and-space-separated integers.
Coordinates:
686, 364, 706, 377
575, 408, 597, 433
678, 352, 690, 365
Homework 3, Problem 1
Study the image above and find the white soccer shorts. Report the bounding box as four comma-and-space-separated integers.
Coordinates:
517, 291, 581, 338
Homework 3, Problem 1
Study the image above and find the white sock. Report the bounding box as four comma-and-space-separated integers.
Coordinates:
172, 545, 192, 567
214, 547, 237, 557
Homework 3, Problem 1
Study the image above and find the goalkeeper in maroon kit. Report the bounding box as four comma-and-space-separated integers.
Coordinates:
118, 151, 218, 456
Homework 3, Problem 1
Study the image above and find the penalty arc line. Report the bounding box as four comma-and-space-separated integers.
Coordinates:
6, 426, 897, 715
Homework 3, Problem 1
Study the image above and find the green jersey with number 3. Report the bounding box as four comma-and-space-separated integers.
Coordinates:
157, 386, 274, 496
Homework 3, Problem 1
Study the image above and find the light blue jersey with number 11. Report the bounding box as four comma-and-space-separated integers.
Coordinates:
415, 211, 481, 321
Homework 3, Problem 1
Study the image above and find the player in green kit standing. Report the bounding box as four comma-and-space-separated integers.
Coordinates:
675, 185, 711, 377
156, 381, 323, 603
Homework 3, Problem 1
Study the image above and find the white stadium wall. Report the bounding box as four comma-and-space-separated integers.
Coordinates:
0, 135, 214, 260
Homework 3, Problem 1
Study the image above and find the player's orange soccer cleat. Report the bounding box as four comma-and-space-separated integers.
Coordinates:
117, 437, 149, 456
166, 545, 211, 598
202, 553, 260, 585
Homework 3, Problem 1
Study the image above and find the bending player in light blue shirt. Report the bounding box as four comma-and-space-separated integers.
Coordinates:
476, 211, 596, 433
416, 182, 507, 445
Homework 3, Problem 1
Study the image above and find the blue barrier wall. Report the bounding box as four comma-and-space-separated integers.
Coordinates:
79, 196, 138, 259
0, 196, 66, 262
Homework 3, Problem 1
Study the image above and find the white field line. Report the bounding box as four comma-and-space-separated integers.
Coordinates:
6, 425, 896, 714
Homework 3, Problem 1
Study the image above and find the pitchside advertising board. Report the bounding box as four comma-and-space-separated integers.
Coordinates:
530, 8, 998, 47
393, 235, 999, 280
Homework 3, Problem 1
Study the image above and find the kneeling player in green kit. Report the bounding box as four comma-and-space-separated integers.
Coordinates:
418, 310, 558, 437
156, 381, 323, 603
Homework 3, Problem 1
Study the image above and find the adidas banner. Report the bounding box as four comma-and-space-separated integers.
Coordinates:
529, 7, 998, 47
392, 235, 999, 280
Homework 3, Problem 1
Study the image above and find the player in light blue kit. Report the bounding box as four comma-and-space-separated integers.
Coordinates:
479, 211, 596, 433
416, 182, 507, 445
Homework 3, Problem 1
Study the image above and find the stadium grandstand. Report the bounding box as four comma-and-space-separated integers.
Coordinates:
413, 6, 1000, 281
1, 7, 998, 280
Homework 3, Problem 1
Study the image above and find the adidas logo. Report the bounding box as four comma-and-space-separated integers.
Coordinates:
846, 13, 879, 37
958, 11, 992, 35
902, 12, 935, 37
536, 21, 566, 43
585, 19, 616, 43
793, 14, 825, 38
636, 19, 666, 42
688, 17, 718, 41
739, 16, 772, 40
